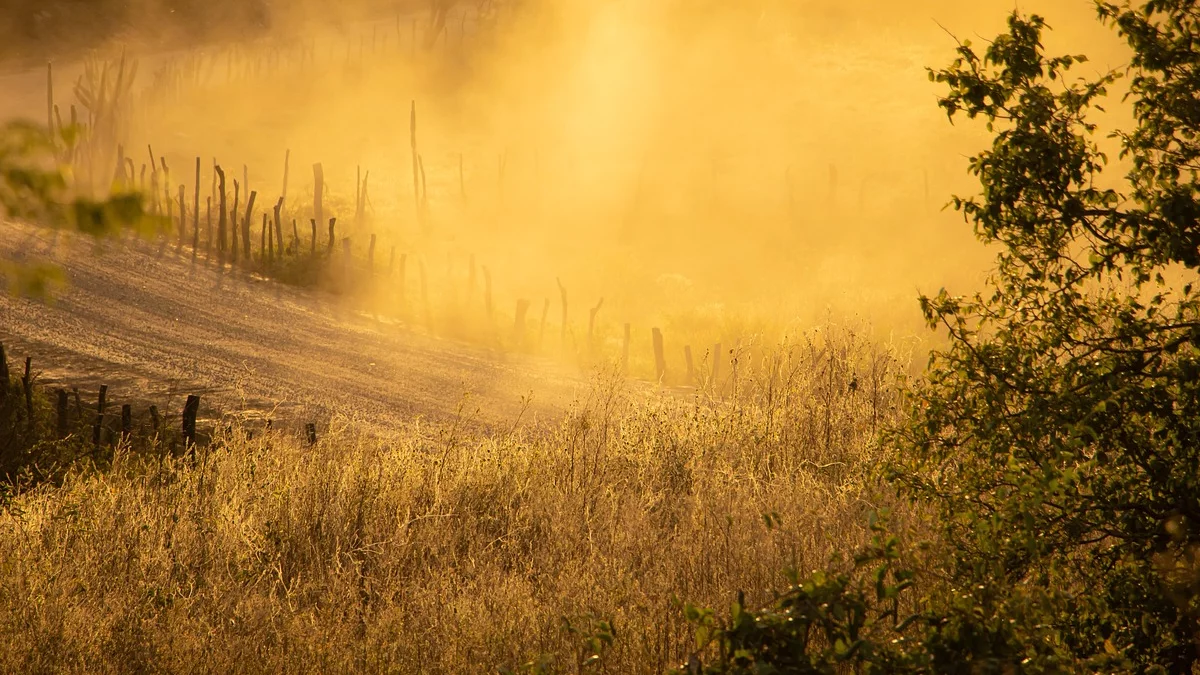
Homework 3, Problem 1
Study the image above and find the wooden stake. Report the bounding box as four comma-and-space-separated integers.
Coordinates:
231, 177, 241, 265
182, 395, 200, 454
192, 157, 201, 261
93, 385, 107, 447
652, 328, 667, 383
242, 189, 257, 257
56, 389, 68, 436
121, 404, 132, 442
274, 198, 284, 254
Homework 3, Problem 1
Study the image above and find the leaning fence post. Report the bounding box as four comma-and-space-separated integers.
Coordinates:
56, 389, 68, 436
652, 328, 667, 383
182, 394, 200, 456
93, 385, 108, 447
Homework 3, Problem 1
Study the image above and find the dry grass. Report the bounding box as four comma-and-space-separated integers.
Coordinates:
0, 323, 910, 673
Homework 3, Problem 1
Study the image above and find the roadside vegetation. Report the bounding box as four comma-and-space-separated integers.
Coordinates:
1, 0, 1199, 672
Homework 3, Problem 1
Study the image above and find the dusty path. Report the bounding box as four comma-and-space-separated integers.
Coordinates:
0, 223, 595, 436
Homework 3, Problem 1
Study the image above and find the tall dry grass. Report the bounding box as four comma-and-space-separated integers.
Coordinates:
0, 323, 910, 673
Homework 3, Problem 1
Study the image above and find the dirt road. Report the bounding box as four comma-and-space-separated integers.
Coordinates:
0, 223, 594, 436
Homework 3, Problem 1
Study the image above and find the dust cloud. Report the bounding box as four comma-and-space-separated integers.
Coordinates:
0, 0, 1132, 349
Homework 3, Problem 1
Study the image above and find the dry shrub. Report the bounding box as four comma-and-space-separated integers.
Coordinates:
0, 324, 911, 673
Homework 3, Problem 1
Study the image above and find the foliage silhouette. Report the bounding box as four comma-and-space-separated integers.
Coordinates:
682, 3, 1200, 672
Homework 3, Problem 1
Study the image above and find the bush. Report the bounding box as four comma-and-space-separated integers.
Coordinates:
684, 3, 1200, 672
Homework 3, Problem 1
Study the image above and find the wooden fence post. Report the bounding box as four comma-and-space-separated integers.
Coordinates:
306, 422, 317, 445
327, 217, 337, 255
93, 385, 107, 447
652, 328, 666, 383
178, 184, 187, 250
241, 189, 257, 256
261, 213, 269, 264
182, 394, 200, 455
192, 156, 200, 262
121, 404, 132, 442
215, 165, 227, 266
205, 196, 212, 259
231, 179, 240, 265
56, 389, 68, 436
149, 405, 160, 434
310, 218, 318, 255
274, 198, 284, 255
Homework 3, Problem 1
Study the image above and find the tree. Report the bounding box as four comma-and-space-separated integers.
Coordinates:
681, 3, 1200, 671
